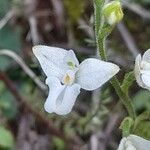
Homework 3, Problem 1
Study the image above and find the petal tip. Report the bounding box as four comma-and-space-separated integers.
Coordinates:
44, 101, 53, 114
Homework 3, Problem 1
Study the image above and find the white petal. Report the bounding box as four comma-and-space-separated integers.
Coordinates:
117, 137, 127, 150
75, 58, 120, 90
143, 49, 150, 63
141, 74, 150, 89
44, 77, 81, 115
128, 135, 150, 150
55, 84, 81, 115
141, 60, 150, 71
44, 77, 65, 113
33, 45, 67, 79
134, 54, 144, 87
64, 50, 79, 69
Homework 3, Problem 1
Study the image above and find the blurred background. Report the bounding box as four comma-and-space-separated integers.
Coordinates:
0, 0, 150, 149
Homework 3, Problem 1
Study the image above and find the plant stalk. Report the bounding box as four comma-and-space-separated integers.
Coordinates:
94, 0, 136, 119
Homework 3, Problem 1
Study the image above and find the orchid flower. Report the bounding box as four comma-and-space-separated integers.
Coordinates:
117, 134, 150, 150
33, 45, 120, 115
135, 49, 150, 90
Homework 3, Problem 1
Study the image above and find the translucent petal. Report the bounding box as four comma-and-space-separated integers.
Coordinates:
75, 58, 120, 90
143, 49, 150, 63
33, 45, 67, 79
128, 135, 150, 150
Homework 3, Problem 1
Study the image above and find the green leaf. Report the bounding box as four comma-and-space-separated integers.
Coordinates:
121, 71, 135, 95
0, 84, 17, 120
0, 25, 21, 50
52, 137, 65, 150
0, 0, 11, 16
133, 90, 150, 111
133, 111, 150, 140
0, 126, 14, 148
120, 117, 134, 137
0, 25, 21, 71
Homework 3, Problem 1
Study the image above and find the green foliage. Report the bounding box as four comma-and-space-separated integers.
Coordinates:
120, 117, 134, 137
94, 0, 104, 5
133, 90, 150, 111
0, 25, 21, 50
133, 111, 150, 140
121, 71, 135, 95
0, 25, 21, 71
0, 126, 14, 148
63, 0, 84, 23
0, 0, 21, 71
52, 137, 65, 150
0, 82, 17, 120
0, 0, 11, 16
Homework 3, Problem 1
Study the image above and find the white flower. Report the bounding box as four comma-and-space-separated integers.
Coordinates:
117, 134, 150, 150
33, 45, 120, 115
135, 49, 150, 90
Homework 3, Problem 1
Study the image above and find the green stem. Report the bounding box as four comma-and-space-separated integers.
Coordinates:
97, 35, 107, 60
111, 77, 136, 119
94, 1, 136, 120
98, 35, 136, 119
94, 0, 104, 54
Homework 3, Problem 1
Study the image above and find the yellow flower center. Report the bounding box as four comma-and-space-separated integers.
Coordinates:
64, 74, 71, 85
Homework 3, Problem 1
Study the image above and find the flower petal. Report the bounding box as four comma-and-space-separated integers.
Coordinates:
128, 135, 150, 150
75, 58, 120, 90
45, 77, 81, 115
117, 137, 127, 150
64, 50, 79, 69
44, 77, 66, 113
141, 74, 150, 89
141, 61, 150, 71
143, 49, 150, 63
134, 54, 144, 87
55, 84, 81, 115
33, 45, 67, 79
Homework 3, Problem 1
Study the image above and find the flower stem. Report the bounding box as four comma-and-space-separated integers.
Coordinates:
111, 77, 136, 119
94, 1, 136, 119
94, 0, 105, 54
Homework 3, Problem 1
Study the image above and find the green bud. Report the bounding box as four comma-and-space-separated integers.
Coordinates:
102, 0, 123, 25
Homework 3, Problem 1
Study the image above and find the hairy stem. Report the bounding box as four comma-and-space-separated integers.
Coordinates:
94, 1, 136, 119
94, 0, 104, 54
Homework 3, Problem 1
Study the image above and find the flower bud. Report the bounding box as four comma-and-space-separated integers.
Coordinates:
102, 0, 123, 25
